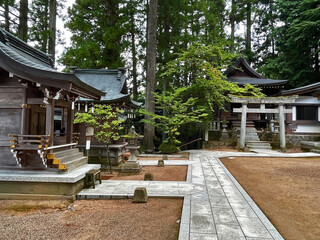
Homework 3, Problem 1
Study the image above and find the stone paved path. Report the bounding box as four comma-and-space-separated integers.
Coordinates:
78, 150, 320, 240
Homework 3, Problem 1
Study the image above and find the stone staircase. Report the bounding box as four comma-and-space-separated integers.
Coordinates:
245, 127, 272, 150
47, 148, 88, 171
233, 121, 272, 150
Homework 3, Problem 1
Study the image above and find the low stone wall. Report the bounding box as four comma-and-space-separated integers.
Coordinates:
0, 179, 84, 200
286, 134, 320, 147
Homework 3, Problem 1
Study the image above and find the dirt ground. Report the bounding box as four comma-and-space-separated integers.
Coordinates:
138, 156, 188, 161
220, 156, 320, 240
0, 198, 183, 240
102, 166, 187, 181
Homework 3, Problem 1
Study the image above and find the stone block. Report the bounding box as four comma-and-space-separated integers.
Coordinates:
144, 172, 154, 181
132, 187, 148, 203
157, 159, 164, 167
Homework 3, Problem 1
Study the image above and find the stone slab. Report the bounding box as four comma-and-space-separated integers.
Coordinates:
0, 164, 101, 183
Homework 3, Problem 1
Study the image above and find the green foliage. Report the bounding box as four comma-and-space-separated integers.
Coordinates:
140, 87, 208, 152
258, 0, 320, 87
158, 140, 180, 154
28, 0, 65, 54
74, 104, 124, 145
60, 0, 126, 69
161, 43, 264, 113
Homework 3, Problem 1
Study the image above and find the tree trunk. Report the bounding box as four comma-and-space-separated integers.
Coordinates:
246, 0, 252, 60
315, 45, 319, 76
144, 0, 158, 152
270, 0, 275, 57
41, 1, 49, 53
230, 0, 236, 51
4, 0, 10, 31
130, 10, 138, 101
49, 0, 57, 63
18, 0, 28, 42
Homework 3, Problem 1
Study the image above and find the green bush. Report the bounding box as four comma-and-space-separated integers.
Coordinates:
158, 141, 180, 154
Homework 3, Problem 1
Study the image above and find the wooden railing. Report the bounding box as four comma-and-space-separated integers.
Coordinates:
9, 134, 51, 167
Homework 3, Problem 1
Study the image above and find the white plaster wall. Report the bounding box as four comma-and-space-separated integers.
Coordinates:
292, 106, 296, 121
295, 96, 320, 104
296, 124, 320, 133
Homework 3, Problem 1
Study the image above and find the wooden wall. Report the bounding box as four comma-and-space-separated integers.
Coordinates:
0, 75, 24, 167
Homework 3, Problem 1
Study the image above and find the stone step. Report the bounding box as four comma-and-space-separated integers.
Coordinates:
53, 148, 79, 158
63, 156, 88, 171
60, 152, 84, 163
245, 137, 260, 141
246, 141, 271, 146
310, 149, 320, 153
247, 145, 272, 149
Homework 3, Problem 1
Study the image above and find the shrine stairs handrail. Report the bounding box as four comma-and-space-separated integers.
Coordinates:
45, 143, 78, 150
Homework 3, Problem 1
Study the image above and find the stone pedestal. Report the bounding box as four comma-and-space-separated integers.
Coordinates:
220, 121, 229, 144
122, 146, 142, 173
132, 187, 148, 203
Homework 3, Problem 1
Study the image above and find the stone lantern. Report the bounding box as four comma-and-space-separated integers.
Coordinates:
122, 126, 142, 173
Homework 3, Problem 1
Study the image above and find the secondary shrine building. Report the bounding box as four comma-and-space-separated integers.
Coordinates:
0, 28, 105, 199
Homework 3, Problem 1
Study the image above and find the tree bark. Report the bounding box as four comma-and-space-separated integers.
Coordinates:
230, 0, 236, 51
18, 0, 28, 42
4, 0, 10, 31
130, 9, 138, 100
144, 0, 158, 152
270, 0, 275, 57
246, 0, 252, 60
49, 0, 57, 63
315, 45, 319, 76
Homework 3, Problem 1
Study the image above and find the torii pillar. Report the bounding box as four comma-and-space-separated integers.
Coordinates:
239, 102, 248, 150
278, 103, 286, 151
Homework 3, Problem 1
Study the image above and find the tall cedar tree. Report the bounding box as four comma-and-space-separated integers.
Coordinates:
61, 0, 125, 69
0, 0, 16, 31
144, 0, 158, 151
48, 0, 56, 62
17, 0, 27, 41
259, 0, 320, 87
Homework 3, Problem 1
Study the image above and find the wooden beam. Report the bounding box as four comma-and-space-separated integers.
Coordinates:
27, 98, 44, 105
54, 99, 71, 108
45, 99, 54, 147
233, 108, 292, 114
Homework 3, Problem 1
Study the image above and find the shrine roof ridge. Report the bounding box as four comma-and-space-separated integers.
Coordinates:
230, 95, 298, 104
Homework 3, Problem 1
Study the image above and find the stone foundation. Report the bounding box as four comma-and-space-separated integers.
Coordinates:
286, 134, 320, 146
0, 164, 100, 200
0, 179, 84, 200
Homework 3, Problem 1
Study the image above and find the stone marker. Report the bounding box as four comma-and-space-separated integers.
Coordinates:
132, 187, 148, 203
157, 159, 164, 167
144, 172, 154, 181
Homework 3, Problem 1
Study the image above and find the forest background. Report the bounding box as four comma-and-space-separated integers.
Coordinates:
0, 0, 319, 150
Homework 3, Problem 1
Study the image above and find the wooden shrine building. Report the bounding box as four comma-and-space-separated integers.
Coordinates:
0, 28, 104, 199
74, 68, 141, 167
220, 58, 289, 130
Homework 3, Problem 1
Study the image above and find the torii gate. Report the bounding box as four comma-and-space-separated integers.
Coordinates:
231, 96, 297, 150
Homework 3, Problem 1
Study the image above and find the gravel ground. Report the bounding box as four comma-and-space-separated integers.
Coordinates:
0, 198, 182, 240
138, 156, 188, 160
102, 166, 187, 181
221, 156, 320, 240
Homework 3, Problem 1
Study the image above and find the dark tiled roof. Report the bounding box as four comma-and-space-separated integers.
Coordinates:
228, 77, 288, 86
75, 68, 141, 107
0, 28, 104, 100
280, 82, 320, 96
225, 58, 288, 86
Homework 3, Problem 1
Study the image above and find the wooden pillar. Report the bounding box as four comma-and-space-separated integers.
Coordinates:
239, 102, 248, 150
21, 88, 27, 135
278, 103, 286, 151
67, 103, 74, 144
46, 99, 54, 146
